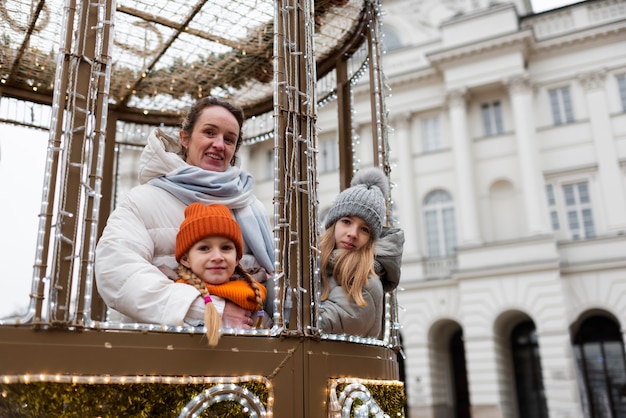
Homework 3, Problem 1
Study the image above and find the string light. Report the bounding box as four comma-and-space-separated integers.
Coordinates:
328, 377, 406, 418
0, 0, 403, 373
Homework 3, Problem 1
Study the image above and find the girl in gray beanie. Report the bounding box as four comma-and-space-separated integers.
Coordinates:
318, 167, 390, 338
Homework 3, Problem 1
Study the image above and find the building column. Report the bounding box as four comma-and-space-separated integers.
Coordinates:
389, 113, 419, 256
580, 70, 626, 230
447, 88, 481, 245
506, 76, 551, 235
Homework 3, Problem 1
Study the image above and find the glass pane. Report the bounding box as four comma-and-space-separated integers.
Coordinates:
550, 211, 560, 230
582, 343, 613, 418
481, 103, 492, 136
582, 209, 595, 238
512, 322, 548, 418
564, 184, 575, 205
618, 74, 626, 112
574, 345, 592, 417
442, 208, 457, 256
493, 101, 503, 134
605, 342, 626, 417
567, 211, 580, 230
422, 118, 432, 151
425, 210, 441, 257
562, 87, 574, 122
578, 182, 590, 203
546, 184, 555, 205
422, 116, 441, 152
549, 90, 562, 125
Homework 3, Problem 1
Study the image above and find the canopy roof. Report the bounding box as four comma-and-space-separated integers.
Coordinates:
1, 0, 365, 120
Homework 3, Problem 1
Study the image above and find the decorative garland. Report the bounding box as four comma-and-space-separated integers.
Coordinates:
0, 0, 357, 114
0, 375, 270, 417
329, 378, 406, 417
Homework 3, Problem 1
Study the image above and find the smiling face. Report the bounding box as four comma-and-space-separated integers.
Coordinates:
333, 216, 371, 251
180, 236, 238, 285
180, 105, 240, 172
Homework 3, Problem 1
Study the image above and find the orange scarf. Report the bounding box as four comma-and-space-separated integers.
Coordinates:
178, 279, 266, 311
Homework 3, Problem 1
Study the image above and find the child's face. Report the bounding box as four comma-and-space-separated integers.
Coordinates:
180, 236, 238, 285
333, 216, 371, 251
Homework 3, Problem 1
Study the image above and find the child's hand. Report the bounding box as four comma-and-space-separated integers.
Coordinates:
222, 301, 253, 329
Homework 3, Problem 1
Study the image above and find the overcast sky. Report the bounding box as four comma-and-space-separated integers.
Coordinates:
0, 125, 47, 318
531, 0, 579, 12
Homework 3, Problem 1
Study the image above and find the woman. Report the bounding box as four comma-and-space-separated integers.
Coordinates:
95, 97, 274, 328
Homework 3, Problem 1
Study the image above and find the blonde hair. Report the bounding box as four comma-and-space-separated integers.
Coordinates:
177, 264, 265, 346
319, 223, 377, 306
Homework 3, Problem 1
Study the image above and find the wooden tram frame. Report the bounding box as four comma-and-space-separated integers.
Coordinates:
0, 0, 403, 416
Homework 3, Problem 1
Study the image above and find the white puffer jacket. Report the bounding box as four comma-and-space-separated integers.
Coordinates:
95, 129, 269, 325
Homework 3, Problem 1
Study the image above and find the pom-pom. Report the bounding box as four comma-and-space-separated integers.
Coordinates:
350, 167, 389, 199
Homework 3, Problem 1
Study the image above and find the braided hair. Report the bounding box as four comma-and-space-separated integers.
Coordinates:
177, 263, 265, 347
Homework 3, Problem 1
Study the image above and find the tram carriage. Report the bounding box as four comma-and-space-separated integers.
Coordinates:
0, 0, 405, 416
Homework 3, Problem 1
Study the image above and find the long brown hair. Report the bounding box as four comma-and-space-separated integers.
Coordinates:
177, 263, 264, 347
179, 96, 245, 166
319, 223, 377, 306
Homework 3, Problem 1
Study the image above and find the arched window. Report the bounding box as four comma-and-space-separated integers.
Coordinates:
573, 315, 626, 417
429, 320, 469, 416
511, 321, 549, 418
423, 190, 457, 257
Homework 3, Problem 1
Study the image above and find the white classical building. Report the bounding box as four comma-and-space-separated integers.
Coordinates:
242, 0, 626, 416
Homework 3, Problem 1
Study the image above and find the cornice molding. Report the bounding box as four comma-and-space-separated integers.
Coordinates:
422, 21, 625, 72
530, 21, 626, 54
427, 30, 533, 68
385, 67, 440, 89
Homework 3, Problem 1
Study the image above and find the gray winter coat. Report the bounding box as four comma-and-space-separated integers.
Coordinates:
317, 227, 404, 338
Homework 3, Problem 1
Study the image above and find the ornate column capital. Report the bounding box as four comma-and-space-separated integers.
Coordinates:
578, 70, 607, 91
505, 75, 532, 95
446, 88, 468, 108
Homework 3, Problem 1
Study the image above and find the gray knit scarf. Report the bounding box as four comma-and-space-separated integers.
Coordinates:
149, 165, 274, 273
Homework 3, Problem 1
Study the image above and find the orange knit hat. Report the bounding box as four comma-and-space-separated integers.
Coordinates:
175, 203, 243, 261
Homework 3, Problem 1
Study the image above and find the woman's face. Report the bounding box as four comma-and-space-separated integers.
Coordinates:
180, 105, 240, 172
180, 236, 238, 285
333, 216, 371, 251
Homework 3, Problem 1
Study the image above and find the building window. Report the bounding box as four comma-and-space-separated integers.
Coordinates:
549, 87, 574, 125
511, 321, 549, 418
617, 74, 626, 112
422, 115, 441, 152
545, 184, 560, 231
481, 101, 504, 136
573, 315, 626, 418
563, 181, 595, 240
423, 190, 457, 257
320, 139, 338, 173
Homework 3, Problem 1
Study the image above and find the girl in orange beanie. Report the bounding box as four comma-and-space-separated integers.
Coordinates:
175, 202, 267, 346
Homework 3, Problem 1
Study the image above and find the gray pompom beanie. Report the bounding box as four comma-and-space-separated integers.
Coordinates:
324, 167, 389, 240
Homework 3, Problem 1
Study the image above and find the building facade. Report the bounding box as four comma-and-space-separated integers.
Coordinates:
243, 0, 626, 416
